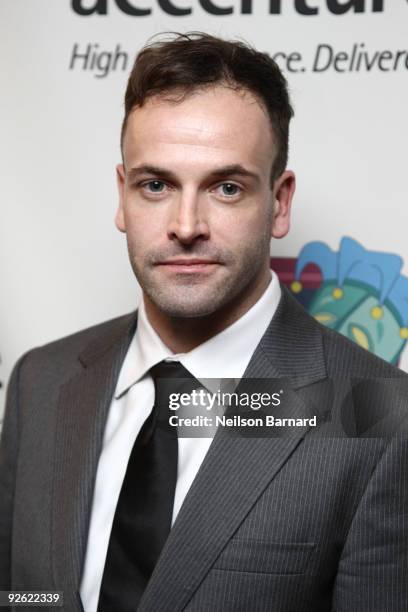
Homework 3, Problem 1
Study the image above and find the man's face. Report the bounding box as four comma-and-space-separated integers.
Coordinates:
116, 85, 295, 319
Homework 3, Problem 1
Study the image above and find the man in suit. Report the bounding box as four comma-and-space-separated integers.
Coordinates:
1, 32, 407, 612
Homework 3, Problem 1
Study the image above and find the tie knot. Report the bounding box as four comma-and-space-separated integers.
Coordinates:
150, 360, 194, 383
150, 361, 199, 419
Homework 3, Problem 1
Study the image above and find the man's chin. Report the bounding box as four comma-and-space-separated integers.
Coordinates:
153, 301, 221, 319
141, 275, 233, 318
145, 289, 228, 319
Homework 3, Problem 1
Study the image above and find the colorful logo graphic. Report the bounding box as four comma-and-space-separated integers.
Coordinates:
272, 237, 408, 366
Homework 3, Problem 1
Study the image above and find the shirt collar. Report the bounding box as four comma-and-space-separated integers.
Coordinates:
115, 270, 281, 399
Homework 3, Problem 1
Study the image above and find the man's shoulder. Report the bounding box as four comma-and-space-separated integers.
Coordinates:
17, 311, 137, 384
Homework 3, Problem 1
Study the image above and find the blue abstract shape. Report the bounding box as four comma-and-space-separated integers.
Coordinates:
338, 237, 403, 305
294, 241, 337, 281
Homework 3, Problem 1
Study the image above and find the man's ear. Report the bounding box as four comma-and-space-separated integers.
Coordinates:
115, 163, 126, 233
271, 170, 296, 239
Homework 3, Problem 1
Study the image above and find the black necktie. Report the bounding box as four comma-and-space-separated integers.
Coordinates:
97, 360, 196, 612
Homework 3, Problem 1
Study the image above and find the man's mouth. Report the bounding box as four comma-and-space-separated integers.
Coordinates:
156, 258, 220, 273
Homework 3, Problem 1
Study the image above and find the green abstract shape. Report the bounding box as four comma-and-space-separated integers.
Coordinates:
308, 281, 367, 330
337, 295, 404, 364
309, 280, 405, 364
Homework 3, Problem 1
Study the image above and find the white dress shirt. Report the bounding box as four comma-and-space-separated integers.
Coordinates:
80, 271, 281, 612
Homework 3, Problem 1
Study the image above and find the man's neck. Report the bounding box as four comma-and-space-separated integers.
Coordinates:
143, 273, 271, 354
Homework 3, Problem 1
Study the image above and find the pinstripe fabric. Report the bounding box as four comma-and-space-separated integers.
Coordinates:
183, 438, 390, 612
52, 346, 132, 608
0, 312, 137, 612
0, 352, 28, 592
0, 285, 407, 612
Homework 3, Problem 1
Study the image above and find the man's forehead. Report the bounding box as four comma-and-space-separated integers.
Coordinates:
123, 85, 275, 166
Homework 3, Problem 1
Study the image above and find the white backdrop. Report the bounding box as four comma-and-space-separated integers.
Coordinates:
1, 0, 408, 420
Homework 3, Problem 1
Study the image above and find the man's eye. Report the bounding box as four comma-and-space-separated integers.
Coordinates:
216, 183, 242, 197
142, 180, 167, 193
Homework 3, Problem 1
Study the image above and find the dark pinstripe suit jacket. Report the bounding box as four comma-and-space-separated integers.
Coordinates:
1, 285, 407, 612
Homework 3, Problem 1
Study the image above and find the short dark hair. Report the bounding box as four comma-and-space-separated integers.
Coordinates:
121, 32, 294, 182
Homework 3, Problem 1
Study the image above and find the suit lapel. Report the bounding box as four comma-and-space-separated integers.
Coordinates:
138, 285, 328, 612
51, 312, 137, 604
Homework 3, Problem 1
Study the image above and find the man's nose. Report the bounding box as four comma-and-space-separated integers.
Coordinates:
167, 191, 210, 245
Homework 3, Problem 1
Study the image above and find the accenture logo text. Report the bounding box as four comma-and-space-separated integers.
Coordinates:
71, 1, 385, 17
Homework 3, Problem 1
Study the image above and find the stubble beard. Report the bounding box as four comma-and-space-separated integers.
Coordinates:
127, 230, 272, 320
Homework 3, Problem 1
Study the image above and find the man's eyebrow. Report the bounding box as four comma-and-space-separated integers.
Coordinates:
207, 164, 260, 183
126, 164, 260, 183
127, 165, 175, 182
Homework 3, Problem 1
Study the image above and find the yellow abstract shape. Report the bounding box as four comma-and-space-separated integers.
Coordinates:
400, 327, 408, 340
314, 313, 336, 324
291, 281, 302, 293
371, 306, 384, 320
332, 287, 343, 300
351, 326, 370, 350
